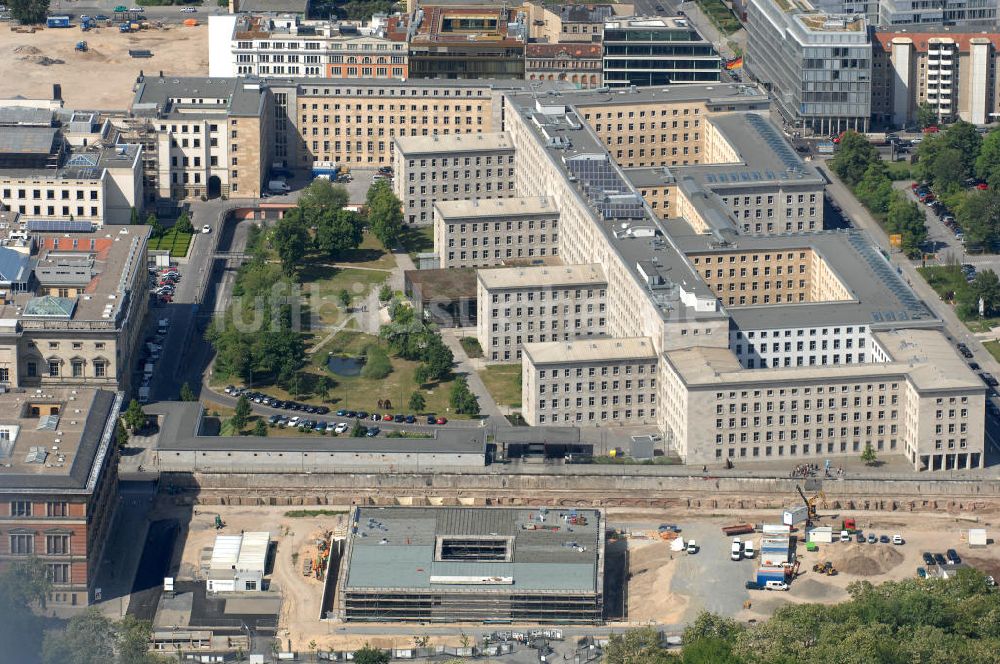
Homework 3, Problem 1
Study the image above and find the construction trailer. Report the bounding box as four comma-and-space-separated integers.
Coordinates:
206, 531, 270, 592
335, 506, 605, 624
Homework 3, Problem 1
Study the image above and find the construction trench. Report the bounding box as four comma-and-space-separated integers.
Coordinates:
159, 470, 1000, 516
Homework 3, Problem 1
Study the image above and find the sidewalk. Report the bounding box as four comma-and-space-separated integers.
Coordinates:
439, 328, 507, 424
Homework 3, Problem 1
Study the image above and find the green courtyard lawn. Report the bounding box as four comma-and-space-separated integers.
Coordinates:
398, 225, 434, 262
149, 228, 193, 258
332, 232, 397, 271
478, 364, 522, 409
984, 340, 1000, 363
299, 264, 388, 329
695, 0, 742, 34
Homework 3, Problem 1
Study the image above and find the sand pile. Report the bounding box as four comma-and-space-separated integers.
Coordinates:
832, 544, 904, 576
13, 45, 42, 55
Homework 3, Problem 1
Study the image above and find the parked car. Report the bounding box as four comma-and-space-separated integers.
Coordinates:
923, 552, 935, 565
382, 414, 394, 421
366, 427, 379, 437
917, 567, 927, 578
934, 553, 947, 566
334, 422, 349, 434
745, 580, 763, 590
201, 224, 211, 234
946, 549, 961, 564
436, 417, 448, 425
686, 540, 698, 554
892, 534, 904, 545
371, 413, 381, 421
405, 414, 416, 424
879, 535, 890, 544
394, 414, 405, 423
426, 415, 437, 425
765, 581, 789, 591
856, 532, 865, 543
983, 373, 999, 388
868, 533, 877, 544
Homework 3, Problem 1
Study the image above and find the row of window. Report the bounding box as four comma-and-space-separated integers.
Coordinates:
714, 438, 897, 459
449, 234, 555, 247
715, 426, 898, 443
536, 408, 655, 423
9, 501, 68, 517
8, 533, 71, 556
20, 359, 108, 379
446, 247, 554, 263
1, 188, 98, 201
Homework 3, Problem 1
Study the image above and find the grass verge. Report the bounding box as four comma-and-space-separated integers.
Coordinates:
478, 364, 522, 408
149, 228, 193, 258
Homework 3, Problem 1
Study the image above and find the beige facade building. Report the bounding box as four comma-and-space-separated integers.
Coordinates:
394, 132, 516, 224
129, 75, 273, 200
522, 337, 658, 425
0, 111, 142, 226
873, 31, 1000, 127
433, 196, 559, 269
0, 223, 150, 396
483, 82, 983, 471
523, 2, 633, 44
477, 263, 607, 363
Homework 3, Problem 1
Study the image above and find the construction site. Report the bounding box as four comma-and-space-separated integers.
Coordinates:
0, 22, 207, 108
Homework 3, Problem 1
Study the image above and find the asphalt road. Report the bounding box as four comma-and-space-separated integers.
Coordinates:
46, 0, 228, 24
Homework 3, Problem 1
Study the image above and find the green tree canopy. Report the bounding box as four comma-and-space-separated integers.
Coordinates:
830, 131, 880, 187
42, 608, 116, 664
408, 391, 426, 413
271, 209, 310, 274
122, 398, 146, 431
174, 211, 194, 234
970, 269, 1000, 317
352, 645, 390, 664
916, 102, 938, 129
9, 0, 49, 24
252, 419, 268, 436
449, 375, 480, 415
975, 128, 1000, 185
179, 382, 196, 402
233, 394, 252, 429
366, 180, 404, 248
943, 121, 982, 178
298, 178, 349, 227
956, 189, 1000, 250
885, 193, 927, 258
315, 208, 364, 259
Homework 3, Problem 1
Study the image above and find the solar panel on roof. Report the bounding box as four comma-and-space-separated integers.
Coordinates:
26, 219, 94, 233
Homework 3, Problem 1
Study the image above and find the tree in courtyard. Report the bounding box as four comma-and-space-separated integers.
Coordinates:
976, 128, 1000, 187
174, 211, 194, 234
122, 398, 146, 432
316, 375, 334, 402
42, 608, 116, 664
297, 178, 349, 227
232, 394, 252, 430
352, 645, 390, 664
314, 208, 364, 259
378, 284, 393, 302
252, 419, 268, 437
408, 391, 426, 413
0, 558, 50, 663
830, 131, 880, 187
145, 213, 164, 239
861, 442, 878, 466
449, 376, 480, 416
366, 180, 404, 248
885, 193, 927, 257
271, 209, 310, 274
115, 419, 130, 449
338, 288, 352, 309
179, 382, 196, 402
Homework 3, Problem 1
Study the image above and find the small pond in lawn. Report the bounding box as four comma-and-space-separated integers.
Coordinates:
327, 355, 364, 376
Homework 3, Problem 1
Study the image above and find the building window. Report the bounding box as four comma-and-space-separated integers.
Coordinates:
46, 502, 67, 517
26, 362, 36, 378
9, 534, 33, 555
10, 501, 31, 517
94, 361, 106, 378
48, 361, 59, 377
46, 535, 69, 555
0, 368, 8, 383
71, 361, 84, 378
47, 564, 70, 584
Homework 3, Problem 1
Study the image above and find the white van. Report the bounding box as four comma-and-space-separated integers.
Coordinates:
730, 538, 742, 561
686, 540, 698, 554
765, 580, 789, 591
743, 540, 755, 559
840, 530, 851, 543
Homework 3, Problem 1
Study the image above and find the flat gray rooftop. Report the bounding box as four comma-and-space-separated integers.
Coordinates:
131, 76, 264, 118
503, 89, 723, 321
568, 82, 769, 109
0, 126, 58, 156
343, 506, 603, 593
670, 227, 940, 329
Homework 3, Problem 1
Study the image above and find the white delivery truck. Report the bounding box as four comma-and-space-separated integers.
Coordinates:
267, 180, 290, 193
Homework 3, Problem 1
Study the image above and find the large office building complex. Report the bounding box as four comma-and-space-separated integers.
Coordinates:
0, 388, 123, 607
812, 0, 998, 27
745, 0, 872, 133
602, 17, 721, 88
414, 78, 983, 472
873, 31, 1000, 127
336, 506, 605, 623
433, 196, 559, 269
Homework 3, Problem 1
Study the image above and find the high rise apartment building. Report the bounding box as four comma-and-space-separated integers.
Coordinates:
873, 31, 1000, 127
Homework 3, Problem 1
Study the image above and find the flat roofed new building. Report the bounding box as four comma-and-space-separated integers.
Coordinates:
394, 132, 516, 224
336, 506, 604, 623
434, 196, 559, 269
602, 17, 722, 88
746, 0, 872, 134
0, 388, 123, 607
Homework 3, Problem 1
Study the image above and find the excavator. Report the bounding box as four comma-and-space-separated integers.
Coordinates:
796, 485, 826, 525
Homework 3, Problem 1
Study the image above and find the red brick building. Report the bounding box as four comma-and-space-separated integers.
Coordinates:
0, 389, 122, 607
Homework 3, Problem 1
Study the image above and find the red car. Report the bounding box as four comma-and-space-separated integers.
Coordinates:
382, 413, 393, 421
977, 183, 989, 190
436, 417, 448, 425
923, 126, 940, 134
